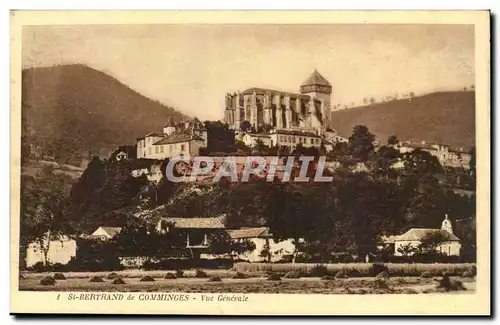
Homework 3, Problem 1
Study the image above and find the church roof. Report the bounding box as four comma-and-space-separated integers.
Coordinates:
301, 70, 331, 87
391, 228, 460, 242
242, 87, 311, 99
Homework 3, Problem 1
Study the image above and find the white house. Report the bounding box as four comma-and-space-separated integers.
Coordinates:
384, 215, 461, 256
242, 133, 272, 148
26, 235, 77, 267
136, 118, 207, 160
226, 227, 296, 262
269, 129, 322, 150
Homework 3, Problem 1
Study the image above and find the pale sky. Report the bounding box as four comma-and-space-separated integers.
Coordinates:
23, 24, 474, 121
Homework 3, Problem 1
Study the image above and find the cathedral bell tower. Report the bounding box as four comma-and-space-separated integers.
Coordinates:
300, 69, 332, 133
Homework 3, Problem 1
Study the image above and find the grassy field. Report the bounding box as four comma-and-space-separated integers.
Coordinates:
19, 271, 476, 294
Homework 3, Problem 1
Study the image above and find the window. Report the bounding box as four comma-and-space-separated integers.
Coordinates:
160, 146, 164, 153
310, 138, 314, 145
169, 145, 172, 153
148, 147, 152, 155
155, 146, 159, 153
288, 136, 292, 143
292, 136, 296, 144
315, 138, 320, 144
181, 144, 186, 152
279, 135, 283, 142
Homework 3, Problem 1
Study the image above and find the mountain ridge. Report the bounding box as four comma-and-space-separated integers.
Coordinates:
22, 64, 190, 164
330, 91, 475, 150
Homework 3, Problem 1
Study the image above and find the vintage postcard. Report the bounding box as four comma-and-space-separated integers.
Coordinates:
10, 10, 490, 315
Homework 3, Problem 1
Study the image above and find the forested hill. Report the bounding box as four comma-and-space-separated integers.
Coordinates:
22, 64, 189, 165
330, 91, 475, 150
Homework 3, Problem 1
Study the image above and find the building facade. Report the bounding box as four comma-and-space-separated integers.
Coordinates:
397, 141, 472, 170
223, 70, 332, 135
384, 215, 461, 257
136, 118, 207, 160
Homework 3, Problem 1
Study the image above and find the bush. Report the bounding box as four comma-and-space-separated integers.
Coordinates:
372, 278, 390, 290
39, 276, 56, 285
436, 275, 466, 291
348, 269, 363, 278
232, 272, 246, 279
140, 276, 155, 282
89, 276, 104, 282
208, 276, 222, 282
107, 272, 119, 279
335, 271, 348, 279
51, 263, 67, 272
195, 269, 208, 278
112, 278, 126, 284
420, 271, 433, 278
31, 262, 47, 273
175, 269, 184, 278
266, 273, 281, 281
369, 263, 389, 277
53, 273, 66, 280
376, 271, 389, 279
164, 273, 177, 279
284, 271, 301, 279
462, 270, 474, 278
321, 275, 335, 281
308, 265, 328, 277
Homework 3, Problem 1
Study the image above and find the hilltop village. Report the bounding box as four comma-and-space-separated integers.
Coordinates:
21, 70, 476, 272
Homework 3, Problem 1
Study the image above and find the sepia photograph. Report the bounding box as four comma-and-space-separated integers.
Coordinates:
10, 10, 490, 315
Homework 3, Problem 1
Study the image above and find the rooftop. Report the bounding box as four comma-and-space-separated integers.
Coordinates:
241, 87, 311, 99
389, 228, 460, 242
153, 133, 204, 145
158, 216, 226, 229
301, 69, 332, 87
227, 227, 270, 239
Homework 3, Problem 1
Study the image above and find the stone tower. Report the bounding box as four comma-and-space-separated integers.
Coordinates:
300, 69, 332, 132
441, 214, 453, 234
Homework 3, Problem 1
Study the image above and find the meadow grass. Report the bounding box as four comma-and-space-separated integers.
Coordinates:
233, 262, 476, 277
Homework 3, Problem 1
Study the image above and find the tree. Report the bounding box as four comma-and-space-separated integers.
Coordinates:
418, 232, 450, 254
387, 135, 399, 146
369, 97, 376, 105
20, 168, 71, 266
347, 125, 376, 162
397, 243, 418, 258
259, 240, 272, 262
207, 231, 255, 261
469, 145, 476, 179
240, 120, 251, 133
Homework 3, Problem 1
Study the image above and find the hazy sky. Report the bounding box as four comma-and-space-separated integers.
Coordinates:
23, 24, 474, 121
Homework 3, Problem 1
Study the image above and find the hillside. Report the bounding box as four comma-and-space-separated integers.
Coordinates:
330, 91, 475, 150
22, 64, 189, 165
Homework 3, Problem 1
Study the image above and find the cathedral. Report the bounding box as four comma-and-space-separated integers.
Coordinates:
223, 70, 332, 135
